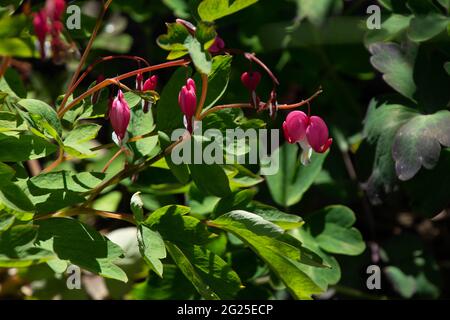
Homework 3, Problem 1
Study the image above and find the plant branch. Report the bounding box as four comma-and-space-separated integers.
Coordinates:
84, 132, 189, 204
199, 89, 323, 119
62, 0, 113, 110
34, 207, 135, 224
60, 55, 150, 110
0, 56, 11, 79
58, 59, 190, 118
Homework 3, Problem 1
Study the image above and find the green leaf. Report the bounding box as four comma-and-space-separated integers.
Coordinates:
0, 162, 15, 187
23, 171, 106, 214
445, 62, 450, 75
129, 264, 196, 299
0, 211, 15, 232
246, 201, 304, 230
265, 143, 328, 207
0, 182, 35, 213
403, 149, 450, 217
365, 14, 413, 45
198, 0, 259, 21
363, 100, 418, 202
211, 210, 324, 299
64, 124, 101, 158
213, 189, 256, 216
18, 99, 62, 137
159, 131, 190, 184
291, 227, 341, 290
0, 14, 27, 38
0, 37, 36, 58
297, 0, 339, 26
382, 233, 441, 298
130, 192, 144, 223
64, 123, 101, 153
128, 107, 158, 158
0, 111, 26, 132
393, 110, 450, 181
0, 133, 57, 161
144, 205, 211, 244
29, 171, 106, 193
184, 35, 212, 74
92, 33, 133, 54
166, 242, 242, 299
156, 67, 192, 134
408, 13, 449, 42
35, 218, 127, 282
189, 162, 231, 197
369, 42, 417, 101
196, 21, 217, 48
93, 191, 122, 212
301, 205, 365, 255
0, 225, 55, 267
194, 54, 232, 109
138, 225, 166, 277
384, 266, 416, 298
157, 22, 190, 51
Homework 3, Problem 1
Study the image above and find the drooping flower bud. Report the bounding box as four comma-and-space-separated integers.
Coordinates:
241, 71, 261, 91
143, 75, 158, 91
209, 36, 225, 54
241, 71, 262, 108
136, 73, 144, 91
175, 18, 196, 35
178, 78, 197, 132
141, 75, 158, 113
33, 10, 49, 59
306, 116, 333, 153
110, 90, 131, 143
45, 0, 66, 21
283, 111, 332, 165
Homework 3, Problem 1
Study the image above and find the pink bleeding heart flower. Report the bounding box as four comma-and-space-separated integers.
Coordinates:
110, 90, 131, 143
283, 111, 332, 165
208, 36, 225, 54
45, 0, 66, 21
282, 111, 308, 143
33, 10, 49, 59
178, 78, 197, 133
141, 75, 158, 113
306, 116, 333, 153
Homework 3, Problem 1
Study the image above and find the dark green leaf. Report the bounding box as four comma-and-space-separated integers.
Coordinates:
265, 143, 328, 207
189, 162, 231, 197
166, 242, 242, 299
211, 210, 324, 299
393, 110, 450, 181
144, 205, 211, 244
0, 134, 57, 162
369, 42, 417, 100
35, 218, 127, 282
138, 225, 166, 277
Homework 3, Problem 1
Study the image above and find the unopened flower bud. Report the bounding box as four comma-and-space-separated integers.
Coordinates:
110, 90, 131, 143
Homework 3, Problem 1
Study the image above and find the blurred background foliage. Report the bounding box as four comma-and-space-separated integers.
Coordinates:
0, 0, 449, 300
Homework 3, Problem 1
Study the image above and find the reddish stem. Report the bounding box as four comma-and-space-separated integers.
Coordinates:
57, 59, 190, 118
60, 55, 151, 110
